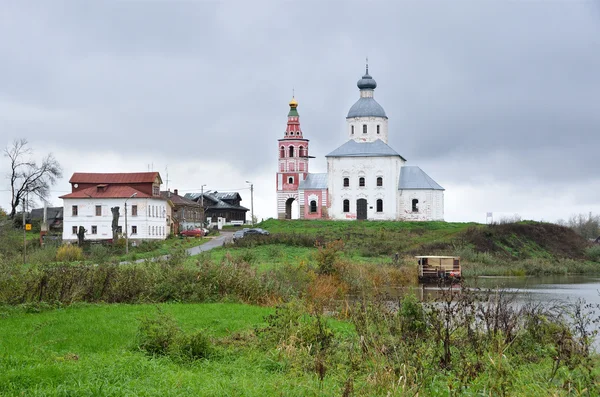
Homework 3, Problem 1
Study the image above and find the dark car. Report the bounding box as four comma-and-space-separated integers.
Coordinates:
245, 228, 270, 236
180, 228, 204, 238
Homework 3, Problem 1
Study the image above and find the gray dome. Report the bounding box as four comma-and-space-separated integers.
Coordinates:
357, 72, 377, 90
347, 97, 387, 118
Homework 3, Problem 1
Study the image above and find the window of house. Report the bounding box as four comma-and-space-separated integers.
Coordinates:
412, 199, 419, 212
116, 226, 122, 234
289, 146, 294, 157
153, 186, 159, 196
359, 177, 365, 187
148, 226, 151, 235
280, 146, 285, 158
288, 177, 294, 184
95, 205, 101, 216
151, 226, 154, 235
299, 146, 304, 157
377, 177, 383, 187
351, 125, 354, 135
377, 125, 380, 134
343, 199, 350, 213
280, 163, 284, 172
310, 200, 317, 213
91, 225, 97, 234
72, 226, 77, 234
377, 199, 383, 212
363, 124, 367, 134
132, 205, 138, 216
132, 225, 137, 235
299, 163, 304, 171
290, 163, 295, 171
72, 205, 78, 216
343, 177, 349, 187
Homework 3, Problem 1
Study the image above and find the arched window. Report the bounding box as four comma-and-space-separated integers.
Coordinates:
359, 177, 365, 187
412, 199, 419, 212
280, 146, 285, 158
343, 177, 349, 187
310, 200, 317, 213
377, 125, 380, 134
351, 125, 354, 135
363, 124, 367, 134
289, 146, 294, 157
343, 199, 350, 213
377, 177, 383, 187
288, 177, 294, 184
377, 199, 383, 212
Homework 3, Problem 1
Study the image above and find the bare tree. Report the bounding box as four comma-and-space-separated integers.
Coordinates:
4, 139, 63, 218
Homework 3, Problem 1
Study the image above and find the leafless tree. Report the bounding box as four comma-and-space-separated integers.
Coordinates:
4, 139, 62, 218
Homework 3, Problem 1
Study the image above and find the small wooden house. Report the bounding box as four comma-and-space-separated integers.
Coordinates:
416, 256, 461, 283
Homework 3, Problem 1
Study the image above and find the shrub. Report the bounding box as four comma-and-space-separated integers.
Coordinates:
137, 311, 182, 356
89, 244, 110, 263
55, 244, 84, 262
314, 240, 344, 275
586, 245, 600, 262
176, 330, 213, 360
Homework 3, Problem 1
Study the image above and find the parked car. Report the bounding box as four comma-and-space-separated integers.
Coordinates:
232, 230, 246, 242
180, 228, 204, 238
232, 228, 270, 242
245, 228, 270, 236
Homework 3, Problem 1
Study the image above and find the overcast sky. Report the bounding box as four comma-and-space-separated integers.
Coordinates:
1, 1, 599, 223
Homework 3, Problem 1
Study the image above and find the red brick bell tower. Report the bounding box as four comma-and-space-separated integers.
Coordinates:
276, 97, 310, 219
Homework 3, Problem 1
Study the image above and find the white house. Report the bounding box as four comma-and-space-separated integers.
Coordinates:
60, 172, 169, 242
276, 64, 445, 221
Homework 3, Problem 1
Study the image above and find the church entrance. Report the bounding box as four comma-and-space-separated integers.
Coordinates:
285, 197, 299, 220
356, 199, 367, 220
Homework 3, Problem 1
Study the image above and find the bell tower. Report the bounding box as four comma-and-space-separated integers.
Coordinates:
276, 97, 310, 219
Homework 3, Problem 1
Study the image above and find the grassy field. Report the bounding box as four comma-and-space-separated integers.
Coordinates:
1, 302, 598, 396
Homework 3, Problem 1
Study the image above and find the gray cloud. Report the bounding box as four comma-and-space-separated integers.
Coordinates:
1, 1, 599, 220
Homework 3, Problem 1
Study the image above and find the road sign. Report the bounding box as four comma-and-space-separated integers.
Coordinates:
25, 224, 32, 231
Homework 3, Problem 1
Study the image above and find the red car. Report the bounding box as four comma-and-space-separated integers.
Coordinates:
180, 228, 204, 237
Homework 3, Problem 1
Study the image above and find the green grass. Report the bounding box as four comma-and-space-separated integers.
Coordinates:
0, 303, 352, 396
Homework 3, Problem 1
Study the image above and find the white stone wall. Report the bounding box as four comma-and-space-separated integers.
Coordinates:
62, 197, 169, 242
327, 155, 405, 220
397, 190, 444, 221
346, 117, 389, 144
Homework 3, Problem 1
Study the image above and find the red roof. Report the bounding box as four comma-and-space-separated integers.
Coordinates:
69, 172, 161, 184
60, 186, 156, 199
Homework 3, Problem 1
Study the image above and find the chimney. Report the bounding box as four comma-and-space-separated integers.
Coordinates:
174, 189, 178, 196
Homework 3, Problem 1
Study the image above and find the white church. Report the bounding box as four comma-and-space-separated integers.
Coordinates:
276, 65, 444, 221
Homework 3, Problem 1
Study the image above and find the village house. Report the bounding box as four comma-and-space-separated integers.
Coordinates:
160, 189, 203, 234
185, 191, 248, 225
60, 172, 168, 243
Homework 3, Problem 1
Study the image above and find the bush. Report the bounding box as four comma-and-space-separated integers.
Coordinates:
314, 240, 344, 275
55, 244, 84, 262
586, 245, 600, 262
137, 311, 181, 356
89, 244, 110, 263
176, 330, 213, 360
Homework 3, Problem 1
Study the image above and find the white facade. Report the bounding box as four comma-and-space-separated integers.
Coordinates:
328, 156, 405, 220
62, 197, 168, 242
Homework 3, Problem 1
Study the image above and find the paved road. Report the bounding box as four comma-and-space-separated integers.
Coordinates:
120, 231, 233, 265
186, 231, 233, 255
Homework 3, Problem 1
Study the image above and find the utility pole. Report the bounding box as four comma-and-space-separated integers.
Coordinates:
246, 181, 254, 226
200, 184, 206, 227
22, 198, 26, 264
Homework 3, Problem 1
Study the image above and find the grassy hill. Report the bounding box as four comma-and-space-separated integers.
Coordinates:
237, 219, 598, 276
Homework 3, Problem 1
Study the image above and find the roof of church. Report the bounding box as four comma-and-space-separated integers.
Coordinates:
347, 97, 387, 118
398, 166, 444, 191
326, 139, 406, 160
299, 173, 328, 190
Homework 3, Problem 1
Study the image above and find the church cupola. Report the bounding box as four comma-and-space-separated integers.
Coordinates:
346, 62, 390, 144
285, 96, 303, 139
